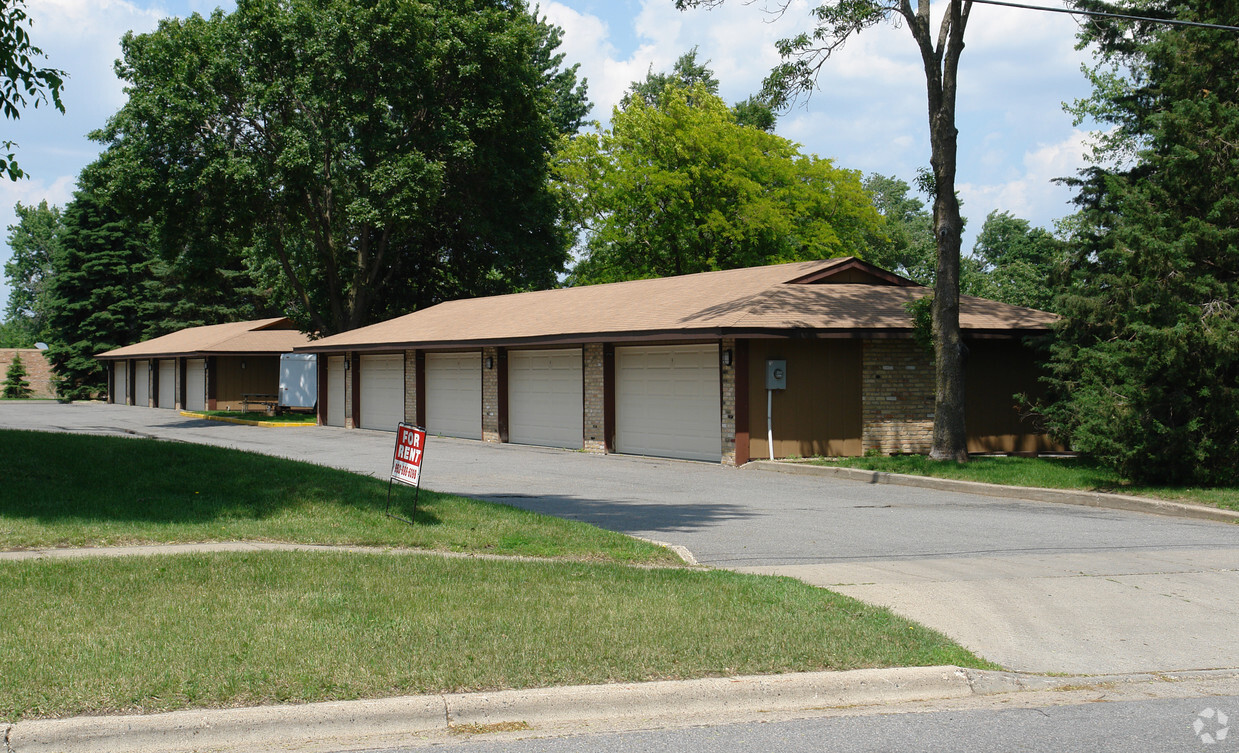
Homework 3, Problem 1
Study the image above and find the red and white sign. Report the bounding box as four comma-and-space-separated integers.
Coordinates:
391, 423, 427, 487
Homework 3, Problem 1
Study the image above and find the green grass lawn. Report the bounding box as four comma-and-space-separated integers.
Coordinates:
0, 429, 671, 562
806, 456, 1238, 512
0, 430, 996, 721
0, 550, 991, 721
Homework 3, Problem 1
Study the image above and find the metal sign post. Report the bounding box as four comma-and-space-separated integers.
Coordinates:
386, 422, 427, 525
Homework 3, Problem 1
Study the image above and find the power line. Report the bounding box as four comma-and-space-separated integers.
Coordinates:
969, 0, 1239, 32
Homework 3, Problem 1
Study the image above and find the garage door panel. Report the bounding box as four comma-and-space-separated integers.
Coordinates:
326, 356, 346, 427
158, 360, 175, 408
185, 359, 206, 412
426, 352, 481, 440
359, 354, 403, 432
134, 361, 150, 407
616, 345, 720, 462
114, 363, 127, 405
508, 349, 582, 449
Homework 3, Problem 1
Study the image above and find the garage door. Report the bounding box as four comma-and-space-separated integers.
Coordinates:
616, 344, 721, 462
158, 360, 175, 408
326, 356, 346, 427
134, 361, 150, 408
359, 354, 404, 432
185, 359, 206, 411
114, 362, 128, 405
508, 349, 583, 449
426, 352, 481, 439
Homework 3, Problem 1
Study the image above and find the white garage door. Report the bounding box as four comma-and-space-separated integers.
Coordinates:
359, 354, 404, 432
158, 360, 175, 408
114, 362, 128, 405
616, 344, 721, 462
185, 359, 206, 411
426, 352, 481, 439
508, 349, 583, 449
134, 361, 151, 408
326, 356, 346, 427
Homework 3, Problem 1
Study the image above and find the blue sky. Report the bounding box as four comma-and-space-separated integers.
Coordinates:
1, 0, 1098, 313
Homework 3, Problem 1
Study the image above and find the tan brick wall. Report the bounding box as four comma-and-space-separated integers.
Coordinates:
582, 343, 606, 453
403, 350, 418, 425
1, 348, 56, 398
862, 340, 934, 454
481, 346, 500, 443
720, 337, 737, 466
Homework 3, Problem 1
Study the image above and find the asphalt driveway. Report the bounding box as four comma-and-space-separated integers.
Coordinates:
4, 402, 1238, 674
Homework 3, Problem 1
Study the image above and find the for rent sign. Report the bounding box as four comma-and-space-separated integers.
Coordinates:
391, 423, 426, 487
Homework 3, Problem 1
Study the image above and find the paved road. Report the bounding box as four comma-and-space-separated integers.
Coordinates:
356, 693, 1239, 753
4, 402, 1238, 674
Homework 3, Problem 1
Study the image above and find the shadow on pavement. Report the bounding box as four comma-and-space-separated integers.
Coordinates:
473, 492, 760, 535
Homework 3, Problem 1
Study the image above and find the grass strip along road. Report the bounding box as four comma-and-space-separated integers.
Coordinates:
809, 455, 1237, 511
0, 430, 992, 721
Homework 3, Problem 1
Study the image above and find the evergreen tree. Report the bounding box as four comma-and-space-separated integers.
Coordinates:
44, 167, 155, 400
1044, 0, 1239, 485
3, 352, 33, 398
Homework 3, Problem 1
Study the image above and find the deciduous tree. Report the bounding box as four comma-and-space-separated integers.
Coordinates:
96, 0, 587, 335
967, 210, 1064, 312
560, 80, 882, 284
3, 200, 62, 342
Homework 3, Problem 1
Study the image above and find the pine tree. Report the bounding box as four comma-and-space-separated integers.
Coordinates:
3, 352, 33, 398
44, 178, 155, 400
1045, 0, 1239, 485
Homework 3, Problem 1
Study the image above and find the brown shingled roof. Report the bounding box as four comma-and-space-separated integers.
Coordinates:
96, 317, 311, 359
298, 258, 1057, 353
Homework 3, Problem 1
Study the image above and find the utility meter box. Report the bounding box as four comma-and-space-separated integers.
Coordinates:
765, 359, 787, 390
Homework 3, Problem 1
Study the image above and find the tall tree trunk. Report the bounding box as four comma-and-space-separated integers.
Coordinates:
907, 0, 971, 462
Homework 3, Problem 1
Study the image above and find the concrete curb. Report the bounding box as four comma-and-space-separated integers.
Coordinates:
749, 461, 1239, 525
0, 666, 982, 753
178, 411, 314, 428
10, 665, 1239, 753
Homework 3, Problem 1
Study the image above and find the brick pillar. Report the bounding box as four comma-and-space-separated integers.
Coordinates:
481, 346, 501, 443
861, 340, 935, 455
404, 350, 418, 425
720, 337, 738, 466
583, 343, 606, 453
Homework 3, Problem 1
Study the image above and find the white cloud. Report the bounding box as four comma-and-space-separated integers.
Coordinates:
959, 129, 1091, 236
28, 0, 167, 112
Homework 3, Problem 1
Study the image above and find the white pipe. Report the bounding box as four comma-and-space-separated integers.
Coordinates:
767, 389, 774, 461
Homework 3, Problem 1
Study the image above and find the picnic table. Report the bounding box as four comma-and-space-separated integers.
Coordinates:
241, 393, 279, 412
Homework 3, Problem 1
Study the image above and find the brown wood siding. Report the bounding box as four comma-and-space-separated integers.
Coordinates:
965, 340, 1065, 453
211, 356, 281, 409
746, 340, 863, 460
